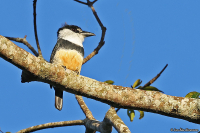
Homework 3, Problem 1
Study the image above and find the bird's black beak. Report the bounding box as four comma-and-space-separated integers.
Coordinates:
81, 31, 95, 37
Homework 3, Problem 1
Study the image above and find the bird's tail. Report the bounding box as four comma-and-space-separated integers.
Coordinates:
55, 88, 63, 111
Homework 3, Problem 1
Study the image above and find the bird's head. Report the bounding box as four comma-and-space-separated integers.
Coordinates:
57, 24, 95, 47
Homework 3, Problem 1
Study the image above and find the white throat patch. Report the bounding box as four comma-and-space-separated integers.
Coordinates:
58, 29, 84, 47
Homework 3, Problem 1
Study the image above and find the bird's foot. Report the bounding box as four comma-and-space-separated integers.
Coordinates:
62, 65, 67, 70
74, 70, 80, 76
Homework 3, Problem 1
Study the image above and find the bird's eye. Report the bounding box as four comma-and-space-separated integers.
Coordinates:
71, 28, 77, 32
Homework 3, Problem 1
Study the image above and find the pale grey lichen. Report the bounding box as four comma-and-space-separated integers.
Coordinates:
27, 53, 33, 64
1, 42, 7, 51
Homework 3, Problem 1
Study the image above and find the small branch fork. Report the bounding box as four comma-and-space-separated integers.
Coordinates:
83, 107, 131, 133
17, 107, 129, 133
5, 0, 42, 58
5, 36, 39, 57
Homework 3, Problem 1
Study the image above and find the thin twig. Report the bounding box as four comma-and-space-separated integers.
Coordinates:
17, 120, 84, 133
82, 42, 104, 64
33, 0, 42, 57
141, 64, 168, 89
74, 0, 87, 5
83, 1, 106, 64
74, 0, 106, 64
115, 108, 120, 113
91, 0, 98, 5
5, 36, 39, 56
75, 95, 95, 120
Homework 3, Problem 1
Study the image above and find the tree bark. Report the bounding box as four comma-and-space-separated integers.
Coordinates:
0, 35, 200, 125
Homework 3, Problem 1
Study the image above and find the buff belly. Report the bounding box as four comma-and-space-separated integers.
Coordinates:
53, 49, 83, 73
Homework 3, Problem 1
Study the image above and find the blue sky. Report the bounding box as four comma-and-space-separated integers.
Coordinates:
0, 0, 200, 132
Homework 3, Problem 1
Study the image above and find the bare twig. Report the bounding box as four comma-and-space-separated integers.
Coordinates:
17, 120, 84, 133
74, 0, 98, 6
83, 1, 106, 64
83, 40, 105, 64
33, 0, 42, 58
5, 36, 39, 56
115, 108, 120, 113
74, 0, 87, 5
74, 0, 106, 64
75, 95, 95, 120
141, 64, 168, 89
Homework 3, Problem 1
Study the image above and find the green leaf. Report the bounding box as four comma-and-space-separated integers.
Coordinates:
127, 109, 135, 122
132, 79, 142, 88
191, 92, 200, 98
104, 80, 114, 85
137, 86, 143, 89
185, 91, 200, 99
137, 110, 144, 119
141, 86, 163, 93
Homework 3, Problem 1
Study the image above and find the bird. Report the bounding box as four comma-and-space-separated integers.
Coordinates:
50, 24, 95, 111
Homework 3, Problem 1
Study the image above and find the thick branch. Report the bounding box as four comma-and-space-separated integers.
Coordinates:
104, 107, 130, 133
0, 36, 200, 124
84, 107, 130, 133
17, 120, 84, 133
